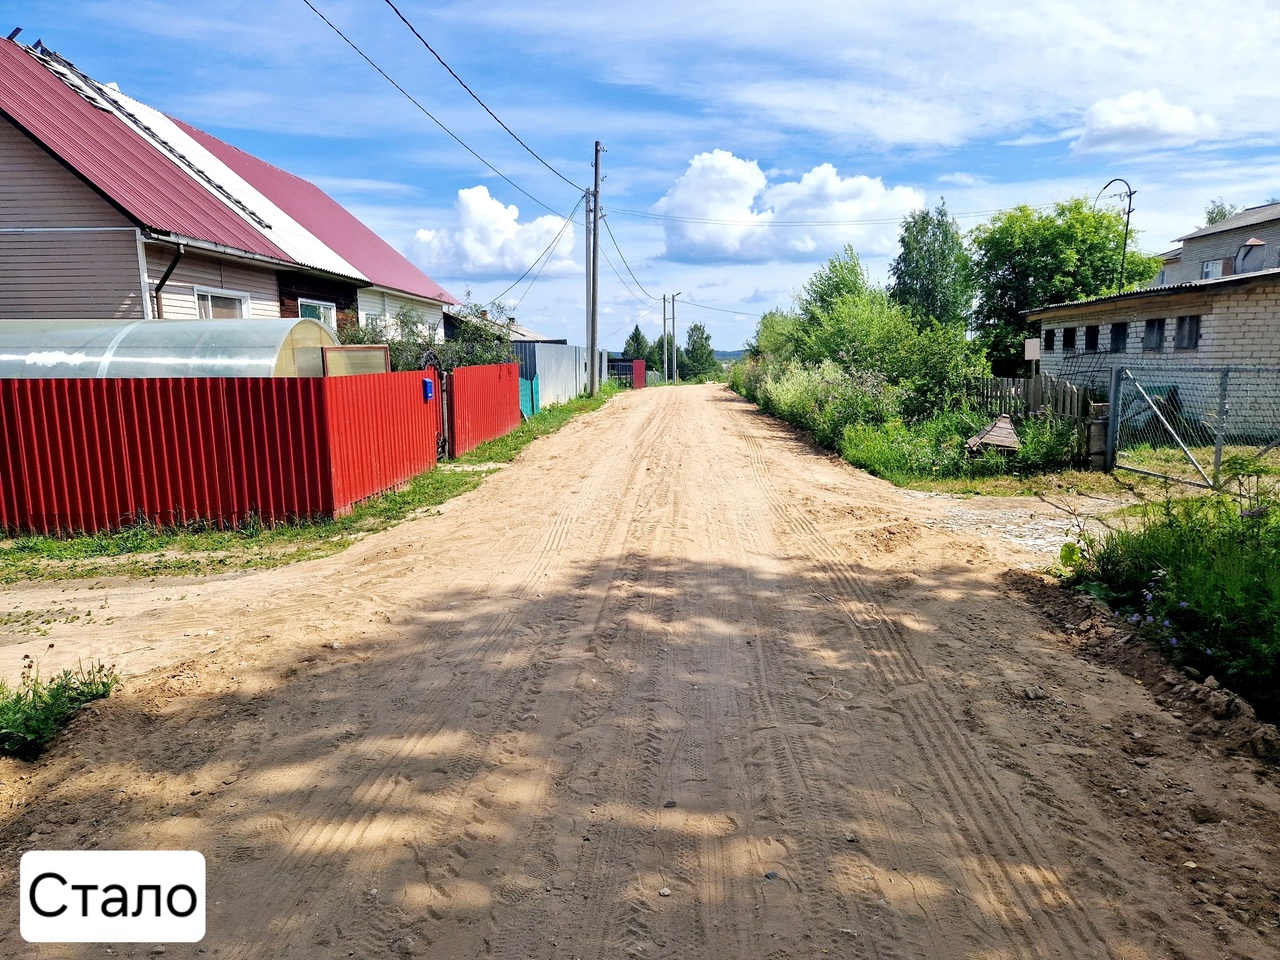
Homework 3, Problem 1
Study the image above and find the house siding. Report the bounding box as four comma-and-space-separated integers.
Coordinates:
0, 118, 148, 319
0, 230, 146, 319
277, 271, 359, 332
358, 288, 443, 329
145, 246, 281, 320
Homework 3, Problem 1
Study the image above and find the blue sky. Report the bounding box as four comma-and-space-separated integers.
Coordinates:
10, 1, 1280, 349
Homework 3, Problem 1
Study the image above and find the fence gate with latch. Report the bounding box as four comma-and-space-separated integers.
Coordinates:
1107, 364, 1280, 491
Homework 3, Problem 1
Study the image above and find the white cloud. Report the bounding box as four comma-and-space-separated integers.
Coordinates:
652, 150, 922, 264
1073, 90, 1220, 153
410, 186, 578, 278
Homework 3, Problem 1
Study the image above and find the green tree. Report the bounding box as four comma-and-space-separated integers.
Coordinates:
681, 322, 718, 379
645, 332, 675, 378
888, 200, 972, 328
968, 198, 1161, 374
1204, 198, 1242, 225
798, 245, 868, 323
622, 324, 650, 360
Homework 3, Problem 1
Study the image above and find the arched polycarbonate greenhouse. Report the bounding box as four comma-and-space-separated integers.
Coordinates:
0, 318, 339, 378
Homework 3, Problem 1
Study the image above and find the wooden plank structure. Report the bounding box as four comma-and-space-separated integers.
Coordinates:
966, 413, 1021, 452
977, 374, 1086, 423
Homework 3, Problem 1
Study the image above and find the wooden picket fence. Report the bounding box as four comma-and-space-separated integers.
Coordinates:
977, 374, 1087, 423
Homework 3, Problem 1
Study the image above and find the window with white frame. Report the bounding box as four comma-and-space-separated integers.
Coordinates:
1201, 259, 1223, 280
298, 298, 337, 328
195, 287, 250, 319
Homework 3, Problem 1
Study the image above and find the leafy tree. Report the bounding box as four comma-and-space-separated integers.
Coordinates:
746, 308, 801, 361
681, 322, 718, 379
1204, 198, 1242, 225
340, 300, 513, 372
888, 200, 972, 328
798, 245, 868, 323
622, 324, 650, 360
968, 198, 1161, 374
645, 332, 676, 378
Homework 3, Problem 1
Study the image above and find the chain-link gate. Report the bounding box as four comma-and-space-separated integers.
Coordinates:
1107, 365, 1280, 491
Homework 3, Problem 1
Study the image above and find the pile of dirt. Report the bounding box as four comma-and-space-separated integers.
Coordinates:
1007, 569, 1280, 767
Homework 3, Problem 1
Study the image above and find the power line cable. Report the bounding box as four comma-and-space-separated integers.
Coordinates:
602, 215, 659, 301
679, 298, 763, 319
381, 0, 583, 192
601, 246, 652, 308
513, 200, 583, 309
301, 0, 565, 217
608, 199, 1064, 228
488, 194, 584, 304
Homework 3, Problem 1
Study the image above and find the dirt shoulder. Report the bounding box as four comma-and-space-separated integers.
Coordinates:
0, 384, 1276, 959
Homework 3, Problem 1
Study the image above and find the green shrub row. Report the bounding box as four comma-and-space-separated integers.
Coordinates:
730, 355, 1081, 483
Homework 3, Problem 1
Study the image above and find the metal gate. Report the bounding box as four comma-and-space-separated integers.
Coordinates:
1107, 365, 1280, 490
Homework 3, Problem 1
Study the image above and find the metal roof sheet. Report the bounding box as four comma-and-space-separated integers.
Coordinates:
176, 121, 459, 305
0, 41, 292, 263
1025, 266, 1280, 316
1175, 203, 1280, 242
110, 89, 367, 283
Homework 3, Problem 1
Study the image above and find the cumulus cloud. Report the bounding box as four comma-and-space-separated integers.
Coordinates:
1072, 90, 1219, 153
652, 150, 922, 264
410, 186, 578, 278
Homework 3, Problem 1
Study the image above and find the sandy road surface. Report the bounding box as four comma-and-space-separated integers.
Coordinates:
1, 385, 1277, 959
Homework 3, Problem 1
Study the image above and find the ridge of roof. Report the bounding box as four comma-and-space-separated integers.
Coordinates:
1174, 202, 1280, 243
175, 121, 458, 306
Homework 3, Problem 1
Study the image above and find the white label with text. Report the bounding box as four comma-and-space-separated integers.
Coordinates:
20, 850, 205, 943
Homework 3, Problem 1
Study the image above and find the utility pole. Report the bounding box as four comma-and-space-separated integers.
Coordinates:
1096, 178, 1134, 292
662, 295, 668, 383
671, 292, 681, 384
584, 186, 593, 391
588, 141, 603, 396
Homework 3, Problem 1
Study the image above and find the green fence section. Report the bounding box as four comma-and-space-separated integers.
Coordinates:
519, 375, 541, 419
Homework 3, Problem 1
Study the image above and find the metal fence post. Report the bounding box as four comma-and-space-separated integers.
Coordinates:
1105, 366, 1123, 471
1212, 368, 1230, 488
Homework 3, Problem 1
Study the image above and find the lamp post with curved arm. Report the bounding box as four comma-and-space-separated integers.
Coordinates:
1096, 178, 1134, 292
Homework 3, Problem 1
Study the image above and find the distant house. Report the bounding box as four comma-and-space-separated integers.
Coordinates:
0, 39, 456, 329
1153, 203, 1280, 287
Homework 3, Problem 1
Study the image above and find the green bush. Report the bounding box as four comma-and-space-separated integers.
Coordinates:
1065, 495, 1280, 723
0, 650, 120, 759
756, 360, 897, 448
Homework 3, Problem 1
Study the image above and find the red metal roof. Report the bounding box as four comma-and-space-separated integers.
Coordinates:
176, 120, 458, 305
0, 40, 292, 263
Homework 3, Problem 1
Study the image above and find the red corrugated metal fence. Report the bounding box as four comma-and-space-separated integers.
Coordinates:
632, 359, 645, 388
0, 371, 441, 535
447, 362, 522, 458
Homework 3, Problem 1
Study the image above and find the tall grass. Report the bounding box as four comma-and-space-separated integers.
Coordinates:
0, 648, 119, 759
1066, 495, 1280, 722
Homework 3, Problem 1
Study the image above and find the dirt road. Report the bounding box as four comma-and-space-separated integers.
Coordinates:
2, 385, 1277, 959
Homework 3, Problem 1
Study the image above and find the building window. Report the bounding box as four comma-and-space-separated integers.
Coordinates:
1084, 325, 1099, 352
1155, 269, 1166, 286
299, 298, 337, 328
1175, 315, 1201, 350
1044, 329, 1056, 352
195, 287, 250, 319
1143, 318, 1165, 351
1110, 322, 1128, 353
1201, 259, 1223, 280
1062, 327, 1077, 351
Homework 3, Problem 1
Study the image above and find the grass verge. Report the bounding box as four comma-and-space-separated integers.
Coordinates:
455, 381, 621, 464
0, 649, 120, 758
0, 386, 618, 584
1062, 493, 1280, 725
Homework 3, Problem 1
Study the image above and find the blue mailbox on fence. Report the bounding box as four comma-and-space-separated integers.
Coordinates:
422, 377, 435, 402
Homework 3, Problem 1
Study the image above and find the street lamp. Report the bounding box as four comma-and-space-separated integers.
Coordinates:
1095, 178, 1134, 292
